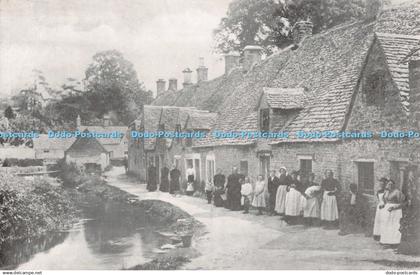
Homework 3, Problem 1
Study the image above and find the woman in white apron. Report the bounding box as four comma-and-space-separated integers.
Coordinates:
285, 171, 304, 224
373, 177, 387, 241
275, 167, 290, 216
303, 173, 322, 226
320, 170, 341, 229
380, 180, 405, 248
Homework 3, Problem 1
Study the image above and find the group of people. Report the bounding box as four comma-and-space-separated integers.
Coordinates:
145, 161, 419, 254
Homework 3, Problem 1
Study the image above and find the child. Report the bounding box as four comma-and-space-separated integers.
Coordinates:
252, 175, 267, 215
241, 177, 253, 214
205, 177, 214, 204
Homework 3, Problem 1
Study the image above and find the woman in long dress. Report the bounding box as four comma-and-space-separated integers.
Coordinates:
275, 167, 290, 216
285, 171, 304, 224
252, 175, 266, 215
320, 169, 341, 229
303, 173, 322, 226
373, 177, 387, 241
380, 180, 405, 248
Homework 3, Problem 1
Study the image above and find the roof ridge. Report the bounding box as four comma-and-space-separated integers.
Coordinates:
376, 32, 420, 40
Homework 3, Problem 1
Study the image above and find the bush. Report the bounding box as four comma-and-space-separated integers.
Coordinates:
1, 158, 43, 167
56, 159, 87, 187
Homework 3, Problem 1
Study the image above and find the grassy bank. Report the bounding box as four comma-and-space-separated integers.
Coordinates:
0, 174, 77, 247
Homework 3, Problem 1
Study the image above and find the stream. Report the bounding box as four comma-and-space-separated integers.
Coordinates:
1, 200, 168, 270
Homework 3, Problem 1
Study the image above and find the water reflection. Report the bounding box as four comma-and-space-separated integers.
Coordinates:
1, 201, 166, 270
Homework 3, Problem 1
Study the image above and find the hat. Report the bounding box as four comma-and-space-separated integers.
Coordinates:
378, 177, 388, 183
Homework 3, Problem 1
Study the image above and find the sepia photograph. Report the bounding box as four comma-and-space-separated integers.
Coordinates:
0, 0, 420, 273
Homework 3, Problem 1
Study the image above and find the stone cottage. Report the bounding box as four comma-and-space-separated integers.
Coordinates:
128, 1, 420, 198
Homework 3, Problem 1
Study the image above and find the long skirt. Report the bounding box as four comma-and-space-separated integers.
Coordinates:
380, 204, 402, 245
320, 192, 339, 221
274, 185, 288, 214
252, 193, 266, 208
373, 204, 385, 237
304, 197, 320, 218
285, 188, 303, 216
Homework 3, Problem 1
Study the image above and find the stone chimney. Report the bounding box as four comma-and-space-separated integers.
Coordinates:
76, 114, 81, 129
168, 78, 178, 91
182, 68, 193, 88
224, 52, 240, 75
156, 79, 166, 97
103, 114, 111, 126
243, 45, 263, 72
409, 58, 420, 128
196, 57, 208, 83
292, 20, 313, 46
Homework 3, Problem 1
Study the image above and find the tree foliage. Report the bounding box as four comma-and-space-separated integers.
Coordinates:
84, 50, 153, 124
213, 0, 366, 55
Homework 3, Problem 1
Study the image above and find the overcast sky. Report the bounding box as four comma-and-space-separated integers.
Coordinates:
0, 0, 231, 97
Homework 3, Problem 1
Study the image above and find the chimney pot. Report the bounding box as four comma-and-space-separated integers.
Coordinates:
182, 68, 193, 88
196, 57, 208, 83
243, 45, 263, 72
224, 52, 240, 75
292, 20, 313, 46
168, 78, 178, 91
156, 79, 166, 97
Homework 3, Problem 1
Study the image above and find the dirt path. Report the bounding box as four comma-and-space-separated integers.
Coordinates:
104, 167, 420, 270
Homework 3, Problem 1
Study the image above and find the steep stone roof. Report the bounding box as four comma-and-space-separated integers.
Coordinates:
376, 32, 420, 112
33, 135, 75, 151
66, 131, 108, 156
80, 125, 127, 145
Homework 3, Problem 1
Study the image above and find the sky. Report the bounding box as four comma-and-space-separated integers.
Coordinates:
0, 0, 231, 97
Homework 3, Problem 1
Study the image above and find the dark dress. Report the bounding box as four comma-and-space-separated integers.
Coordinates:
213, 174, 226, 207
339, 191, 367, 235
226, 173, 243, 211
159, 167, 170, 192
268, 176, 280, 212
147, 166, 157, 191
169, 168, 181, 194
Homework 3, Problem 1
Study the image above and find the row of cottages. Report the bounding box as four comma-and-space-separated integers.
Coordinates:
128, 2, 420, 198
128, 105, 216, 184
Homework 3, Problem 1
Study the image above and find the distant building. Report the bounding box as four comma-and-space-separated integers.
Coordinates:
33, 135, 75, 160
65, 132, 110, 171
77, 115, 128, 160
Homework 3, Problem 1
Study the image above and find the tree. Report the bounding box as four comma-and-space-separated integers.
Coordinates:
4, 106, 15, 119
213, 0, 366, 55
84, 50, 153, 124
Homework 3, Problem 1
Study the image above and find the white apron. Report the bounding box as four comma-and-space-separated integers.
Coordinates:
320, 192, 339, 221
380, 203, 402, 245
274, 185, 288, 214
285, 188, 303, 216
303, 197, 320, 218
373, 192, 385, 237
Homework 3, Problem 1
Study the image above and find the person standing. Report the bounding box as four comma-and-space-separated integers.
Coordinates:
213, 169, 226, 207
169, 164, 181, 195
123, 156, 128, 173
147, 161, 158, 192
275, 167, 290, 216
205, 177, 214, 204
268, 170, 280, 215
159, 165, 170, 192
241, 177, 253, 214
226, 167, 243, 211
303, 173, 322, 226
252, 175, 267, 215
338, 183, 367, 235
320, 169, 341, 228
186, 164, 195, 196
284, 171, 304, 224
399, 170, 420, 255
380, 180, 405, 248
373, 177, 388, 241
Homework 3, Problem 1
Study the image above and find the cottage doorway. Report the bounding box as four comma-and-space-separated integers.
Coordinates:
259, 155, 270, 180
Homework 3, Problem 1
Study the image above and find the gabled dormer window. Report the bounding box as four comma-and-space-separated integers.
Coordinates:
260, 108, 270, 132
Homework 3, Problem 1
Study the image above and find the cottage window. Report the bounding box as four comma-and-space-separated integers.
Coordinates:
357, 162, 374, 194
240, 160, 248, 176
260, 108, 270, 132
43, 149, 50, 153
365, 71, 385, 106
299, 159, 312, 177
